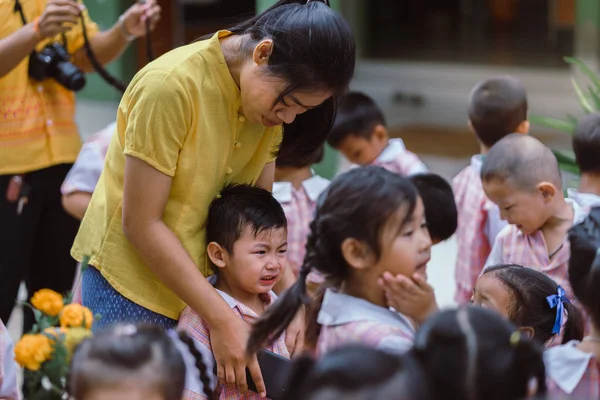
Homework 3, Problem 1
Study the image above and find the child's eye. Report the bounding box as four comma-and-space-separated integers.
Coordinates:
403, 230, 414, 237
255, 251, 267, 255
278, 249, 287, 254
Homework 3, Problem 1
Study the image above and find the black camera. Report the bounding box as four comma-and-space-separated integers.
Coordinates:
29, 43, 86, 92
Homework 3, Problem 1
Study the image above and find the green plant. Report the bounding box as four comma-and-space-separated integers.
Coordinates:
530, 56, 600, 189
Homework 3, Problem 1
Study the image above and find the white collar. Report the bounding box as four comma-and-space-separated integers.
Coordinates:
206, 275, 277, 312
469, 154, 484, 174
568, 189, 600, 209
544, 341, 594, 394
272, 174, 330, 203
569, 197, 589, 225
376, 138, 407, 163
317, 289, 415, 333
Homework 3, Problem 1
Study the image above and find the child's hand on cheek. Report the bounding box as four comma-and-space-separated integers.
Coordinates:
378, 272, 439, 324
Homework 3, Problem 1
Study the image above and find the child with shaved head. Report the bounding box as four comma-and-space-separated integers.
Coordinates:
482, 134, 589, 301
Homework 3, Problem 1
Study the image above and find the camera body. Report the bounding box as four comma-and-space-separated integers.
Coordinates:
29, 43, 86, 92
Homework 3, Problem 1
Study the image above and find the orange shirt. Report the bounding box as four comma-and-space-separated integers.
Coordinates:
0, 0, 98, 175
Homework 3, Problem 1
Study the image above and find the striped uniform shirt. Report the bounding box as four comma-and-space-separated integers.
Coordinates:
545, 341, 600, 398
370, 138, 428, 176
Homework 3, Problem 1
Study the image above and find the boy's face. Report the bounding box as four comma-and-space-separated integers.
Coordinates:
483, 179, 552, 235
337, 131, 387, 166
222, 226, 288, 294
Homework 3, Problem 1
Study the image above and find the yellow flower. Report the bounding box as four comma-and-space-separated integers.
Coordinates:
30, 289, 64, 317
14, 334, 53, 371
64, 328, 93, 360
60, 304, 94, 329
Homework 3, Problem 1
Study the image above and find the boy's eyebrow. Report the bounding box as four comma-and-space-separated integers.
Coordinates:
288, 94, 318, 110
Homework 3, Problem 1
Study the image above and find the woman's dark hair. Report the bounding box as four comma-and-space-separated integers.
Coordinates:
68, 324, 214, 399
482, 264, 583, 346
225, 0, 356, 165
411, 307, 546, 400
568, 206, 600, 327
247, 166, 418, 353
284, 345, 430, 400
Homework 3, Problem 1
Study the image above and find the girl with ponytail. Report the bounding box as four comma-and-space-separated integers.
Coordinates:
545, 206, 600, 398
248, 166, 434, 356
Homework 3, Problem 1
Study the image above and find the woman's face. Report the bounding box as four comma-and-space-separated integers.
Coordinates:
239, 40, 332, 127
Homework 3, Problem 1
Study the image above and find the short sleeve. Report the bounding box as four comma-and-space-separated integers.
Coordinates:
121, 70, 191, 176
266, 126, 283, 163
61, 142, 105, 195
64, 5, 100, 54
483, 203, 508, 248
377, 335, 414, 355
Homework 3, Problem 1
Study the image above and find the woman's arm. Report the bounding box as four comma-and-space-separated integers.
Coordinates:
256, 161, 275, 191
122, 156, 265, 396
62, 192, 92, 220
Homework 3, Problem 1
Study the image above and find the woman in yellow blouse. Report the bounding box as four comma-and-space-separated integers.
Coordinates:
72, 0, 355, 395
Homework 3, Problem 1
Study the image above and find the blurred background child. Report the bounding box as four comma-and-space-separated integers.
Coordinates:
569, 113, 600, 208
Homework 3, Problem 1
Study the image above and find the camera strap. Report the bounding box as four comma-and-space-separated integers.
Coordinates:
14, 0, 68, 47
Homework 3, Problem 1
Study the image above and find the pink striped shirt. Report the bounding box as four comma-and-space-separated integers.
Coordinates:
545, 341, 600, 397
484, 199, 588, 301
272, 175, 329, 277
453, 156, 506, 303
0, 320, 19, 400
316, 289, 415, 357
371, 139, 428, 176
178, 286, 289, 400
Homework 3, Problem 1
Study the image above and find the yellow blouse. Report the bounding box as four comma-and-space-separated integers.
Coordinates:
0, 0, 98, 174
72, 30, 282, 319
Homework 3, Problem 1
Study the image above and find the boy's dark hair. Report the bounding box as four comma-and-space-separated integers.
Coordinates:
327, 91, 386, 148
68, 324, 214, 400
410, 173, 457, 243
284, 346, 430, 400
223, 0, 355, 166
481, 134, 562, 190
206, 184, 287, 255
568, 206, 600, 327
482, 264, 583, 345
276, 144, 325, 169
412, 307, 546, 400
468, 76, 528, 148
247, 166, 418, 354
573, 113, 600, 173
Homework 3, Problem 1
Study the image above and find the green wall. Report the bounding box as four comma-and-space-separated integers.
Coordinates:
77, 0, 136, 101
256, 0, 341, 179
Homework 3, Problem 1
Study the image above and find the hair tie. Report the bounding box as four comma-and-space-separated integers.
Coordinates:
546, 286, 570, 334
509, 331, 521, 347
306, 0, 330, 5
216, 193, 222, 199
114, 324, 137, 336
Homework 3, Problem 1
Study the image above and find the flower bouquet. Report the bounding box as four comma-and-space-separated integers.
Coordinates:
14, 289, 95, 400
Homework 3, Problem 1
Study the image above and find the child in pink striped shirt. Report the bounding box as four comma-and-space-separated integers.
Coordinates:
482, 135, 589, 302
545, 207, 600, 398
248, 167, 435, 358
569, 113, 600, 209
327, 92, 428, 177
178, 184, 290, 399
273, 145, 329, 277
453, 76, 529, 304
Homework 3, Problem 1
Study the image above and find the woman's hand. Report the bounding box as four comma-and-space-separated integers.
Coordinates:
285, 306, 305, 357
121, 0, 161, 38
212, 318, 266, 397
379, 272, 439, 324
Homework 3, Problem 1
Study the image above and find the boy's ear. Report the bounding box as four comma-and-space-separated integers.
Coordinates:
468, 119, 474, 133
515, 120, 530, 134
207, 242, 228, 270
341, 238, 374, 271
371, 124, 388, 143
537, 182, 557, 201
518, 326, 535, 340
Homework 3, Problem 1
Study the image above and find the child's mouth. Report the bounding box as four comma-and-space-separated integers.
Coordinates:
259, 274, 279, 285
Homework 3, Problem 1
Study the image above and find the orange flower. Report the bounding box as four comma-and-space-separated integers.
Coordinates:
64, 328, 93, 360
14, 334, 53, 371
60, 304, 94, 329
31, 289, 64, 316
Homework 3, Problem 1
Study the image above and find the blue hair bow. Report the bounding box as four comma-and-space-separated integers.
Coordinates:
546, 286, 570, 334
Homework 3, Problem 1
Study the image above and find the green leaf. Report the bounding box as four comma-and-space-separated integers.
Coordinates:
566, 114, 579, 126
589, 87, 600, 111
571, 77, 594, 113
529, 115, 575, 133
565, 57, 600, 92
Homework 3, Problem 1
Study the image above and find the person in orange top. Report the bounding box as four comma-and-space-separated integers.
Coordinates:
0, 0, 160, 334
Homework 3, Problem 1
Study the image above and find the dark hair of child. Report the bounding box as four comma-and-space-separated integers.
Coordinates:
247, 166, 419, 353
220, 0, 355, 166
326, 91, 386, 148
409, 173, 457, 243
411, 307, 546, 400
276, 144, 325, 169
68, 324, 214, 400
206, 184, 287, 269
572, 112, 600, 174
284, 345, 430, 400
568, 206, 600, 327
468, 76, 527, 149
482, 264, 584, 345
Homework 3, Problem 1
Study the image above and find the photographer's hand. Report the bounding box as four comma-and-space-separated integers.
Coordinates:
121, 0, 161, 38
38, 0, 85, 39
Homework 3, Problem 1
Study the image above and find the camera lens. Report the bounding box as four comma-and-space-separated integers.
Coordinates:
55, 61, 86, 92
